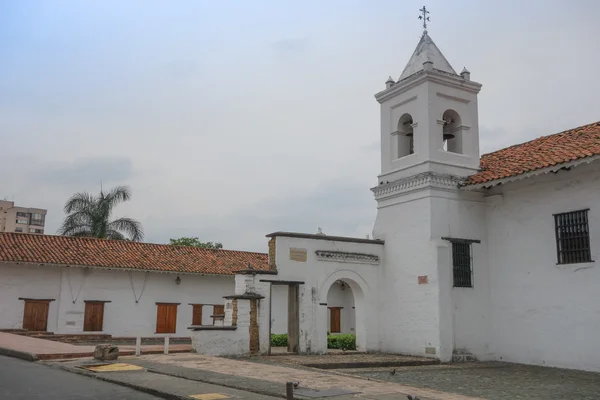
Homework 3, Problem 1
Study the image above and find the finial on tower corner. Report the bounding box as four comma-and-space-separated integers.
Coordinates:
385, 76, 395, 89
460, 67, 471, 81
418, 6, 430, 34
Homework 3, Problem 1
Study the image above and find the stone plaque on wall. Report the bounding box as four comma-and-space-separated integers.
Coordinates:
289, 248, 307, 262
418, 275, 429, 285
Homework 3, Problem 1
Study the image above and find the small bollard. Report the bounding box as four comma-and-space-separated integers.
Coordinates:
163, 336, 170, 355
286, 382, 294, 400
135, 336, 141, 356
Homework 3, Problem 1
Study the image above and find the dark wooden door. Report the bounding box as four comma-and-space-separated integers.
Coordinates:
23, 301, 50, 331
191, 304, 203, 325
329, 307, 341, 333
84, 302, 105, 332
156, 303, 178, 333
212, 305, 224, 325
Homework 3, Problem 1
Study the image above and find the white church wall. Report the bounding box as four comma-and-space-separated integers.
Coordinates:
272, 235, 382, 353
373, 194, 443, 359
430, 191, 493, 360
486, 161, 600, 372
326, 282, 356, 334
0, 264, 235, 337
0, 264, 63, 332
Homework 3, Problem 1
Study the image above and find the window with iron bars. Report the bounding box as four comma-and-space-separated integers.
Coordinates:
452, 242, 473, 287
554, 209, 593, 265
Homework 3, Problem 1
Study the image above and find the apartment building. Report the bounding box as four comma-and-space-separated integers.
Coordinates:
0, 200, 47, 234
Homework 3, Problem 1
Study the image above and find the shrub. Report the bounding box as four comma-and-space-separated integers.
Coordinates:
271, 333, 288, 347
327, 334, 356, 350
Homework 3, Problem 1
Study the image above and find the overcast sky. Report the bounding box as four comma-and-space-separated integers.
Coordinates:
2, 0, 600, 252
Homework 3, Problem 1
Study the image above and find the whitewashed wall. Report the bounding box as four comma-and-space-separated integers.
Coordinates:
0, 264, 63, 331
373, 192, 443, 358
485, 161, 600, 372
273, 235, 383, 353
0, 264, 235, 337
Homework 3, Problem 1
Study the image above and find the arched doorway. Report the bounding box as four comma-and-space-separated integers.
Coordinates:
326, 280, 355, 335
319, 271, 369, 352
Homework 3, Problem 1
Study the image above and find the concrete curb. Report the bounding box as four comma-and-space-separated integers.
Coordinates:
54, 364, 188, 400
0, 347, 39, 362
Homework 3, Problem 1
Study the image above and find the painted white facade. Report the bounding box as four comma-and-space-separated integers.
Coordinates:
271, 236, 384, 353
0, 263, 264, 336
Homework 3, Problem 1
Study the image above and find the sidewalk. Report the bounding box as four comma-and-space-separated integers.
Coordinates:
0, 332, 191, 361
53, 360, 281, 400
113, 353, 484, 400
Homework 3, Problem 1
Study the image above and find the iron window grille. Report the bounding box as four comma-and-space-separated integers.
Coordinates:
442, 237, 479, 288
554, 209, 593, 265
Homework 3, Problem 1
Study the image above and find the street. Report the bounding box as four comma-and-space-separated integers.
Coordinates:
0, 355, 160, 400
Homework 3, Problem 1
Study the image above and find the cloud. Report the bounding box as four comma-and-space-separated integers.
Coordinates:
271, 38, 311, 62
33, 157, 133, 188
143, 178, 376, 252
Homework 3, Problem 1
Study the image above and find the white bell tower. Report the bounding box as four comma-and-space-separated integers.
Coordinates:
374, 28, 482, 183
371, 11, 486, 362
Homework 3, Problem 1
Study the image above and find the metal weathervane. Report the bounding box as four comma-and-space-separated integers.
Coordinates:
418, 6, 430, 34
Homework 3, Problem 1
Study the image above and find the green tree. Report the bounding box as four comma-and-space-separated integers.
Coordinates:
169, 237, 223, 249
58, 185, 144, 241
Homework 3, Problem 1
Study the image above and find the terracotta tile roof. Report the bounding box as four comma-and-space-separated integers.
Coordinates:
464, 121, 600, 186
0, 233, 269, 275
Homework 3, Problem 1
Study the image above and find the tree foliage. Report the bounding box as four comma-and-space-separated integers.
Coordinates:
169, 237, 223, 249
58, 185, 144, 242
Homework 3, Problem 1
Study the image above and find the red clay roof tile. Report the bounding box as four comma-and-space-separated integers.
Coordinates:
0, 233, 268, 275
465, 121, 600, 186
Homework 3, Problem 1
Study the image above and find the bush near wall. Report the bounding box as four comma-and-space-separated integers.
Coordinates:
270, 333, 288, 347
270, 333, 356, 350
327, 334, 356, 350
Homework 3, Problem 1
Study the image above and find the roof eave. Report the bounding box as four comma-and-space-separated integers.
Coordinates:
461, 155, 600, 190
0, 260, 263, 277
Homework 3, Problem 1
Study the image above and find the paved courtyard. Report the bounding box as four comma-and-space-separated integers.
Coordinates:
346, 362, 600, 399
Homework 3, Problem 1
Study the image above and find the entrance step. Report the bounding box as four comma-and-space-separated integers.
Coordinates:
452, 349, 478, 363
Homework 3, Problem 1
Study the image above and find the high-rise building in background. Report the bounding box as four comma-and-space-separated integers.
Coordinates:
0, 200, 47, 234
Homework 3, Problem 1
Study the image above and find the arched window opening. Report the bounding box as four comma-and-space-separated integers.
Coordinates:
442, 109, 463, 154
397, 113, 414, 158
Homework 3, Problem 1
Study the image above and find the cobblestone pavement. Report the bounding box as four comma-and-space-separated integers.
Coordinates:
136, 353, 482, 400
347, 362, 600, 400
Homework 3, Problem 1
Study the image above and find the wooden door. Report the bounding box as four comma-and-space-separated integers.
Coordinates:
23, 301, 50, 331
212, 305, 224, 325
191, 304, 203, 325
156, 303, 178, 333
329, 307, 341, 333
84, 302, 105, 332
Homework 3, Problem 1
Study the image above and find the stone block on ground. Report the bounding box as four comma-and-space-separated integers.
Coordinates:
93, 344, 119, 361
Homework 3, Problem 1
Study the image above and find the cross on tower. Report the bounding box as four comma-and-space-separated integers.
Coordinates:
418, 6, 430, 33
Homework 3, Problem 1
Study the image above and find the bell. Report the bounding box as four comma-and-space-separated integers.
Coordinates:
443, 132, 455, 141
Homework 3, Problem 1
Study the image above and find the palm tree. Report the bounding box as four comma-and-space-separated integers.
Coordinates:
58, 185, 144, 241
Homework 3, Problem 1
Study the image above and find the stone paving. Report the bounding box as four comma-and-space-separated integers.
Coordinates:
348, 362, 600, 400
135, 353, 482, 400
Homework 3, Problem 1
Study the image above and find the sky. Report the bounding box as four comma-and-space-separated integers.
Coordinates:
2, 0, 600, 252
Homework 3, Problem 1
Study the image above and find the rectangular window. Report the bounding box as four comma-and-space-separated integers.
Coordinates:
30, 228, 43, 234
554, 209, 592, 265
16, 212, 28, 217
30, 213, 45, 226
452, 242, 473, 288
16, 219, 28, 225
15, 227, 23, 233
